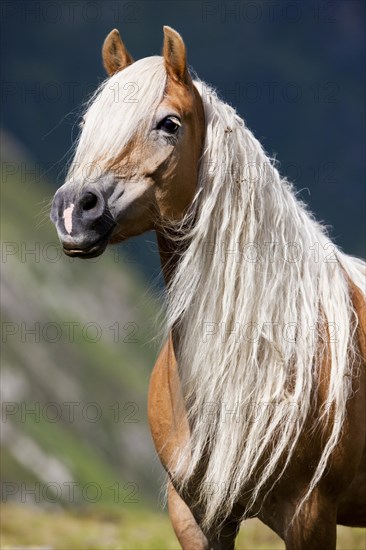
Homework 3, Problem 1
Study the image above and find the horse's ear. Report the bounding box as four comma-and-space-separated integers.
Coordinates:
102, 29, 134, 76
163, 26, 190, 85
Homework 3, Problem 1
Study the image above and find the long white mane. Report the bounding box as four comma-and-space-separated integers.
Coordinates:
165, 77, 365, 529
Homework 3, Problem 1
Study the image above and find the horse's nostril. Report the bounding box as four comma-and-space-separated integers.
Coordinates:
80, 192, 98, 211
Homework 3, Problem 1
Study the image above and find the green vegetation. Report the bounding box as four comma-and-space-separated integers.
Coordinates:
1, 140, 163, 513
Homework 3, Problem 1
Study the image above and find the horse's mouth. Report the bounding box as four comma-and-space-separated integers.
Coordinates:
63, 246, 105, 259
62, 228, 113, 259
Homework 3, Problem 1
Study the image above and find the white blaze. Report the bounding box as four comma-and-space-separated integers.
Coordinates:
63, 204, 75, 234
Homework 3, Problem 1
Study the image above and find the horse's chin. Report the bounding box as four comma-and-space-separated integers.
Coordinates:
62, 229, 112, 259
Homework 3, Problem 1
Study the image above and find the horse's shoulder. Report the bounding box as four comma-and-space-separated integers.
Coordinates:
147, 334, 189, 471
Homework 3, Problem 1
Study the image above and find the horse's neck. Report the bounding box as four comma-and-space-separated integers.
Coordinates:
156, 229, 185, 286
156, 229, 184, 353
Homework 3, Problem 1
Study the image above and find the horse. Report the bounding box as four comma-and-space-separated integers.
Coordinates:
51, 27, 366, 549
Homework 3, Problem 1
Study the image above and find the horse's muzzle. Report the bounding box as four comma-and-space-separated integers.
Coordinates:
50, 183, 116, 258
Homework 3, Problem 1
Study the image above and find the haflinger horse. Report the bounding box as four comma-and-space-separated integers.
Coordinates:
51, 27, 366, 549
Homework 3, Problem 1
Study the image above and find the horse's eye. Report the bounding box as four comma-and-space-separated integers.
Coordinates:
157, 116, 181, 134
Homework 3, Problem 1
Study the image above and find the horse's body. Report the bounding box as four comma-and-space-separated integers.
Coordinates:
149, 282, 366, 549
148, 234, 366, 549
51, 27, 366, 549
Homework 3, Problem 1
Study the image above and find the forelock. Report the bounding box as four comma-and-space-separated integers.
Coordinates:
68, 56, 167, 185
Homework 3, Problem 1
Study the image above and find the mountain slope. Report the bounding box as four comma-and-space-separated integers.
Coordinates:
1, 131, 164, 510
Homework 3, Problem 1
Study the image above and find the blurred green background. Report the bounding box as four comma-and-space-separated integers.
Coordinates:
1, 0, 365, 548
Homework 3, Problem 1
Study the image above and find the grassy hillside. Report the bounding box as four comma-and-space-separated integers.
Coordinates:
1, 132, 164, 511
2, 504, 365, 549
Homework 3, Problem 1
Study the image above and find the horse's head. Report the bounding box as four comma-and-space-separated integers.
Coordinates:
50, 27, 205, 258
